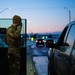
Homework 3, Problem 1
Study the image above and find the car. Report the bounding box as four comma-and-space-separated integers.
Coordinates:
46, 20, 75, 75
36, 38, 44, 47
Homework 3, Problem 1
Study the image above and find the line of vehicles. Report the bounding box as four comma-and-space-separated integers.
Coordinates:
26, 33, 60, 47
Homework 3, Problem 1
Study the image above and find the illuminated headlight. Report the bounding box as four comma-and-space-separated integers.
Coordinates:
46, 36, 48, 38
21, 35, 23, 37
42, 36, 44, 39
31, 37, 34, 41
54, 41, 56, 44
29, 37, 30, 39
50, 48, 52, 50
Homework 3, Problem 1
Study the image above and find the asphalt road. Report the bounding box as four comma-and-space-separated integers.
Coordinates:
31, 45, 49, 75
27, 40, 49, 75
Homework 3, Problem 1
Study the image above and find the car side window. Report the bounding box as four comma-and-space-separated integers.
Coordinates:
65, 25, 75, 48
57, 26, 68, 48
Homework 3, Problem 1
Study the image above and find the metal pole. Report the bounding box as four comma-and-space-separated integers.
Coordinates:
69, 10, 71, 22
0, 7, 11, 27
0, 8, 9, 14
64, 7, 71, 22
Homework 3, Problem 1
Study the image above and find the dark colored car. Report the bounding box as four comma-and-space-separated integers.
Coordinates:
46, 20, 75, 75
36, 38, 44, 47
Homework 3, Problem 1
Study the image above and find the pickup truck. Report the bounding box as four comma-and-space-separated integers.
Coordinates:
46, 20, 75, 75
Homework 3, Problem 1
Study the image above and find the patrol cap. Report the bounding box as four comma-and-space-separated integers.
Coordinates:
13, 15, 21, 24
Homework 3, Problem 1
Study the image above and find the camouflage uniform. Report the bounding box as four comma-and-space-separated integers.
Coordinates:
5, 15, 23, 75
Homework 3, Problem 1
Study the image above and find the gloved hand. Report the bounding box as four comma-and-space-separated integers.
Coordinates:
16, 22, 22, 29
18, 22, 22, 26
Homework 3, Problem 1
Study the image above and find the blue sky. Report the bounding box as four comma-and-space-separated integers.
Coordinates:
0, 0, 75, 33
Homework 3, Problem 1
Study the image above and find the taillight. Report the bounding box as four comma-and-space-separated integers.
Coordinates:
42, 40, 44, 42
36, 40, 38, 42
26, 38, 28, 40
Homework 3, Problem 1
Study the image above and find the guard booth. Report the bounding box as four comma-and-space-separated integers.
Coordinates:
0, 18, 26, 74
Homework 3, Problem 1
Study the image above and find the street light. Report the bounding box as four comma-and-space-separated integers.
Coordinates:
64, 7, 71, 22
0, 7, 11, 14
0, 7, 11, 27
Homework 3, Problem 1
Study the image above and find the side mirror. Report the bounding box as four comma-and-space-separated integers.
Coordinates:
62, 42, 69, 46
46, 39, 56, 48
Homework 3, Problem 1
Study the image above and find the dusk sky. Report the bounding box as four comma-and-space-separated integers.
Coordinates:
0, 0, 75, 33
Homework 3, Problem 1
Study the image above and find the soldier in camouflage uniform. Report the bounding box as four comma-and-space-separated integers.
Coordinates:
5, 15, 24, 75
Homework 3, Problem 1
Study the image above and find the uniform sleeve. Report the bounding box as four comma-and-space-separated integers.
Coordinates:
7, 25, 22, 38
